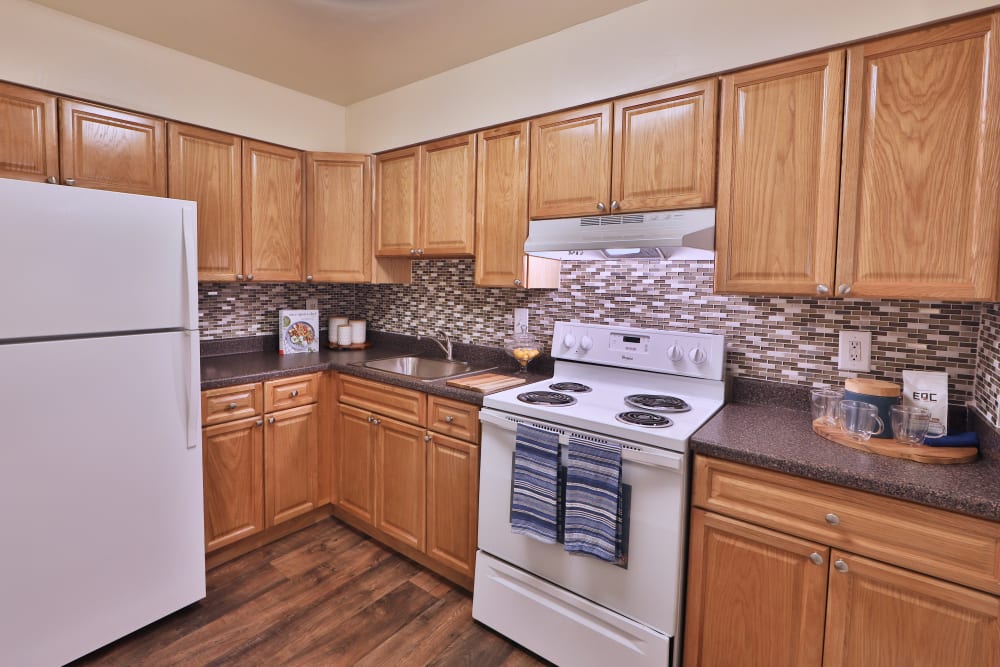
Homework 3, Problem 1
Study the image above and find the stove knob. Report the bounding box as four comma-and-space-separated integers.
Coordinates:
689, 347, 707, 365
562, 333, 576, 349
667, 345, 684, 362
579, 335, 594, 351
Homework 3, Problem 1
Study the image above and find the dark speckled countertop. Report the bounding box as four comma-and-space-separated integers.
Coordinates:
200, 331, 553, 406
692, 379, 1000, 522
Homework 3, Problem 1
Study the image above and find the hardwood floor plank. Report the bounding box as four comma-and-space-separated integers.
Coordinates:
269, 522, 368, 578
427, 622, 520, 667
410, 569, 455, 599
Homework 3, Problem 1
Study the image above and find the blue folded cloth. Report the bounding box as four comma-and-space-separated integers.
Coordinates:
510, 423, 560, 543
923, 432, 979, 447
563, 435, 622, 562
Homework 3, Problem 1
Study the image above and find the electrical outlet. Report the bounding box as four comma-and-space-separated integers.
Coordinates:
838, 330, 872, 372
305, 298, 319, 311
513, 308, 529, 334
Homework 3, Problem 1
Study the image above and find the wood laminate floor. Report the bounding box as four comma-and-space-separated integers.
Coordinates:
71, 518, 550, 666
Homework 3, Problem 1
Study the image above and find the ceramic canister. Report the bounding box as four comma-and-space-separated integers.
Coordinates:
844, 378, 901, 439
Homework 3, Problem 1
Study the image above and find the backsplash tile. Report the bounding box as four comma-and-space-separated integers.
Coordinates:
976, 304, 1000, 425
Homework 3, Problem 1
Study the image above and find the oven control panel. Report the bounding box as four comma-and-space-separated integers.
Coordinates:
553, 322, 726, 380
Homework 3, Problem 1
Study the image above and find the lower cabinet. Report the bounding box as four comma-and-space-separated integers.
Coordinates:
684, 456, 1000, 667
202, 415, 265, 552
375, 416, 427, 550
426, 432, 480, 579
264, 403, 318, 526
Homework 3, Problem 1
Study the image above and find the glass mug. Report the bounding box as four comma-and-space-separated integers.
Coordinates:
810, 388, 844, 425
891, 405, 932, 445
838, 400, 884, 441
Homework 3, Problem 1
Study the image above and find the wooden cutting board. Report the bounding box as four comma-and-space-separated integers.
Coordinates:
446, 373, 527, 394
812, 419, 978, 464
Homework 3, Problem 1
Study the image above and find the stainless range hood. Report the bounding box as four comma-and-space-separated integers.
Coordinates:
524, 208, 715, 260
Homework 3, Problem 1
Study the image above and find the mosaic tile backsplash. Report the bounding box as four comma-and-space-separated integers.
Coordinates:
197, 259, 1000, 427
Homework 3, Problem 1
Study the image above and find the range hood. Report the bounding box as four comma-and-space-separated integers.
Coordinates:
524, 208, 715, 260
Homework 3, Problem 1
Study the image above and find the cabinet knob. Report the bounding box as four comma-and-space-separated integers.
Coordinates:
416, 248, 424, 255
268, 416, 275, 424
290, 389, 299, 397
839, 284, 852, 296
513, 279, 522, 287
424, 434, 433, 442
255, 419, 263, 427
596, 202, 606, 212
816, 284, 830, 295
64, 178, 76, 186
809, 552, 824, 566
306, 275, 314, 282
444, 415, 454, 423
373, 418, 381, 425
45, 176, 57, 184
410, 248, 417, 255
236, 274, 245, 280
247, 274, 254, 280
825, 512, 840, 526
226, 402, 238, 410
834, 559, 849, 573
367, 415, 374, 423
610, 200, 619, 211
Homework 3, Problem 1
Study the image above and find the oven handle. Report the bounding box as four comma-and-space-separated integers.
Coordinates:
480, 409, 685, 473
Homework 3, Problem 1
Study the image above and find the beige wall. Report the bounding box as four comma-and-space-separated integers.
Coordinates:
346, 0, 998, 153
0, 0, 345, 151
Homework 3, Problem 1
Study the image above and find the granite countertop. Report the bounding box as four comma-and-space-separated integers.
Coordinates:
692, 380, 1000, 522
200, 331, 552, 406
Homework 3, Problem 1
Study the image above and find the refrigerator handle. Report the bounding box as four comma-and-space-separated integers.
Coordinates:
181, 205, 199, 331
184, 330, 201, 450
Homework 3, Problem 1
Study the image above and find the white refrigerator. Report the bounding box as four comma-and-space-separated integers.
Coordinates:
0, 178, 206, 666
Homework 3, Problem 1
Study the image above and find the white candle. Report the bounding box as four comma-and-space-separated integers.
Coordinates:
349, 319, 366, 344
337, 325, 352, 346
328, 316, 348, 342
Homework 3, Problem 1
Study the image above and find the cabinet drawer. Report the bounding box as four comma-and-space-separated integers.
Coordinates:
202, 383, 262, 426
693, 456, 1000, 595
427, 396, 479, 443
339, 374, 426, 425
265, 373, 319, 412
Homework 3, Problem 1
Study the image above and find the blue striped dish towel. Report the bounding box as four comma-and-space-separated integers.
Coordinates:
510, 423, 560, 543
564, 435, 622, 562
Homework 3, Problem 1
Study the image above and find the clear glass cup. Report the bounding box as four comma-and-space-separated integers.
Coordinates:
891, 405, 931, 445
838, 400, 884, 441
811, 388, 844, 425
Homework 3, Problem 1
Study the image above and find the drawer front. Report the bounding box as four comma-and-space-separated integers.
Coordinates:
339, 374, 425, 426
693, 456, 1000, 595
202, 383, 262, 426
265, 373, 320, 412
427, 395, 480, 443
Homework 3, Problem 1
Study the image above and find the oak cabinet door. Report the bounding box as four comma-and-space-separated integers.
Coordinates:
0, 82, 58, 183
425, 432, 479, 579
337, 403, 376, 525
714, 51, 845, 296
305, 152, 372, 283
420, 134, 476, 256
824, 551, 1000, 667
264, 404, 318, 527
529, 103, 612, 219
375, 416, 427, 551
684, 509, 828, 667
202, 416, 265, 552
243, 139, 304, 282
168, 123, 243, 281
837, 13, 1000, 300
375, 146, 420, 257
58, 99, 166, 196
612, 79, 717, 212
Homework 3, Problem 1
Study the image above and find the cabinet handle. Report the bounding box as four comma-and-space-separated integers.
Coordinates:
809, 552, 824, 566
513, 279, 522, 287
610, 200, 619, 211
825, 512, 840, 526
373, 418, 381, 425
290, 389, 299, 397
838, 284, 852, 296
268, 416, 275, 424
409, 248, 417, 255
306, 275, 314, 282
816, 284, 829, 295
424, 434, 433, 442
226, 402, 238, 410
416, 248, 424, 255
596, 202, 606, 212
64, 178, 76, 186
834, 559, 849, 573
367, 415, 374, 423
444, 415, 454, 423
247, 274, 254, 280
236, 274, 245, 281
255, 419, 263, 427
46, 176, 57, 184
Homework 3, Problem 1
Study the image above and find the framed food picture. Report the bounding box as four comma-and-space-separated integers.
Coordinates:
278, 309, 319, 355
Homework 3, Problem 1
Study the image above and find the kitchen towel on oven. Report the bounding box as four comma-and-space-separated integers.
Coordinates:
563, 436, 622, 562
510, 422, 561, 543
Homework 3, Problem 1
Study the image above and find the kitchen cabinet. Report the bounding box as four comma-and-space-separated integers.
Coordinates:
375, 134, 476, 258
425, 430, 480, 579
528, 79, 717, 219
243, 139, 304, 282
306, 152, 411, 284
685, 456, 1000, 667
59, 99, 166, 196
167, 123, 243, 282
474, 122, 560, 289
375, 416, 427, 550
264, 402, 318, 526
0, 81, 58, 183
337, 403, 377, 523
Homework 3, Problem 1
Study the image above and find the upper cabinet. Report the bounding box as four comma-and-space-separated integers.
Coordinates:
474, 122, 559, 289
375, 134, 476, 258
836, 13, 1000, 300
168, 123, 243, 282
529, 79, 717, 219
714, 51, 845, 296
0, 82, 58, 183
243, 140, 304, 282
59, 99, 166, 196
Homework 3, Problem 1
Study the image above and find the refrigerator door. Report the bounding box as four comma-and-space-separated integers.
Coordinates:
0, 178, 198, 339
0, 331, 205, 667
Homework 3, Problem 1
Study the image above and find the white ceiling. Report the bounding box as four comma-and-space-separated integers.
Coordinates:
28, 0, 644, 106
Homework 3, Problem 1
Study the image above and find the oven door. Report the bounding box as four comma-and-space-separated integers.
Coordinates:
475, 408, 687, 636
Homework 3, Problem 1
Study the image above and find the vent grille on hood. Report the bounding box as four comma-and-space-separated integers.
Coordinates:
579, 214, 646, 227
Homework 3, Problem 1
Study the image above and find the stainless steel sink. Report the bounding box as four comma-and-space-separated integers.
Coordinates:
359, 355, 494, 380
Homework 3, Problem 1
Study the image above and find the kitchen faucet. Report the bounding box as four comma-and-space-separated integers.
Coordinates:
418, 331, 453, 360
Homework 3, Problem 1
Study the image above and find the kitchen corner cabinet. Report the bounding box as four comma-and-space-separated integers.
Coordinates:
375, 134, 476, 258
474, 122, 560, 289
0, 81, 58, 183
243, 140, 304, 282
684, 456, 1000, 667
59, 99, 166, 196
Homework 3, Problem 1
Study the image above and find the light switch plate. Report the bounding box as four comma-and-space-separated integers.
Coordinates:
514, 308, 529, 334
